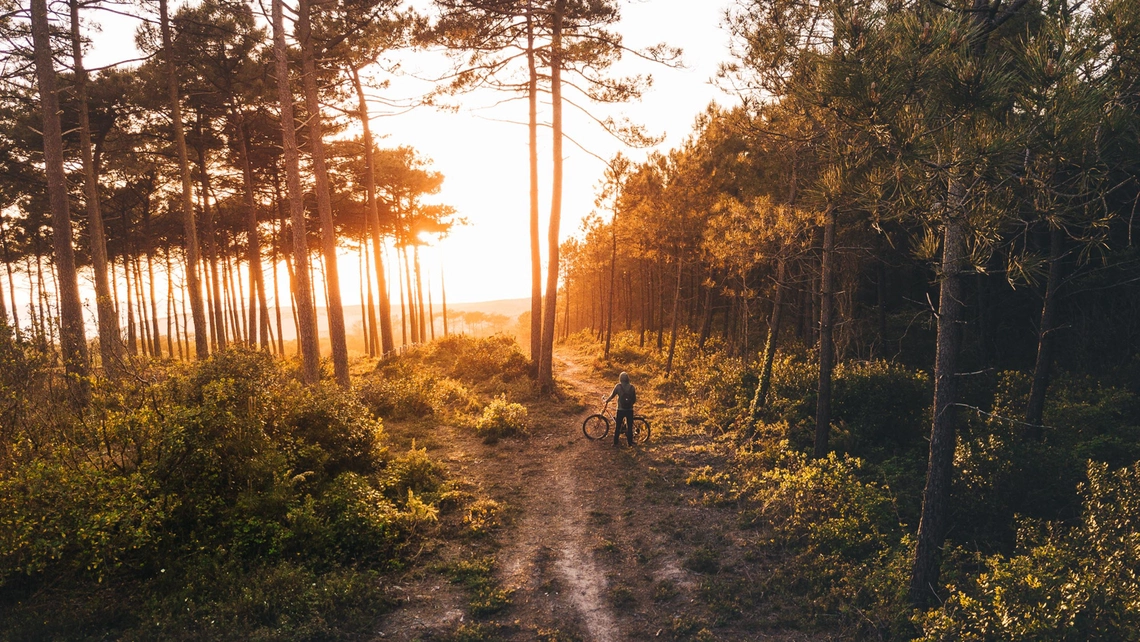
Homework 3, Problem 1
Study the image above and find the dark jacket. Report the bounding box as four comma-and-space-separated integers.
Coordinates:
609, 383, 637, 411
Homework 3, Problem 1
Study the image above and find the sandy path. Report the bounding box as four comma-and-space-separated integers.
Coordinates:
495, 351, 622, 640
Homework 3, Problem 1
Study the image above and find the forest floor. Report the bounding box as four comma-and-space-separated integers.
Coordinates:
372, 348, 834, 642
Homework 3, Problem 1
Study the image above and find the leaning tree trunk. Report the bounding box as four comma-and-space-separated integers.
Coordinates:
351, 66, 394, 355
159, 0, 208, 360
814, 206, 836, 459
527, 1, 543, 373
909, 194, 969, 608
69, 0, 122, 372
298, 0, 349, 387
31, 0, 89, 387
271, 0, 321, 383
1025, 226, 1065, 437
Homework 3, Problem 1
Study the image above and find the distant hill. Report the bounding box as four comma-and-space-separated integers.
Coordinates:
444, 297, 530, 319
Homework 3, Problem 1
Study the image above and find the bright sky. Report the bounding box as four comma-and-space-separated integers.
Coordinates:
82, 0, 738, 307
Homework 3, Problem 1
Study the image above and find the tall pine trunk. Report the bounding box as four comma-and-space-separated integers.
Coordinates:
604, 210, 617, 359
538, 0, 566, 388
814, 206, 836, 459
31, 0, 89, 388
415, 246, 426, 342
351, 67, 394, 354
527, 1, 542, 373
272, 0, 321, 383
298, 0, 349, 386
664, 256, 684, 375
69, 0, 121, 372
235, 111, 270, 349
1025, 226, 1064, 435
159, 0, 208, 359
910, 191, 968, 607
749, 258, 786, 428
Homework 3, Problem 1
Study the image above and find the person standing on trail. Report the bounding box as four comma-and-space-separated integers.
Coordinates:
604, 371, 637, 447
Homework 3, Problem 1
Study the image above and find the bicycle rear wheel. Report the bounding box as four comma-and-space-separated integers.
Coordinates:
582, 414, 610, 440
633, 417, 651, 444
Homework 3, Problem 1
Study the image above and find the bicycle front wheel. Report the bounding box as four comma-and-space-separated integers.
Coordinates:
633, 417, 651, 444
582, 414, 610, 440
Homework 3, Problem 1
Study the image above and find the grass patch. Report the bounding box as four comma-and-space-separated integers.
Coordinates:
437, 557, 512, 617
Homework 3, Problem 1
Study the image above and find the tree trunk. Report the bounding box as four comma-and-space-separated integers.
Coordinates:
414, 246, 427, 342
527, 1, 543, 373
814, 206, 836, 459
194, 124, 227, 351
749, 259, 786, 427
165, 249, 178, 359
272, 0, 321, 383
604, 209, 617, 359
133, 256, 152, 358
350, 67, 394, 356
910, 192, 969, 607
2, 235, 19, 337
235, 111, 270, 349
69, 0, 122, 372
538, 0, 567, 388
398, 252, 408, 347
31, 0, 89, 386
363, 238, 379, 355
158, 0, 208, 360
441, 262, 449, 336
1025, 226, 1064, 436
402, 246, 417, 343
145, 226, 161, 358
297, 0, 349, 386
0, 255, 8, 329
664, 256, 684, 376
271, 180, 287, 356
427, 278, 435, 341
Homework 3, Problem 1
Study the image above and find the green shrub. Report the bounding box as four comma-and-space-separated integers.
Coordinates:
742, 445, 911, 636
357, 368, 436, 420
381, 442, 449, 504
919, 461, 1140, 642
0, 348, 444, 639
0, 459, 164, 582
427, 334, 530, 385
474, 395, 529, 440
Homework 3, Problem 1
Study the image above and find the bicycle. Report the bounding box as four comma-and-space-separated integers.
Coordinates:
582, 400, 651, 444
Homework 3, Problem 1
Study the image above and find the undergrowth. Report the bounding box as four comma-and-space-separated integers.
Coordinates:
571, 328, 1140, 640
0, 332, 461, 640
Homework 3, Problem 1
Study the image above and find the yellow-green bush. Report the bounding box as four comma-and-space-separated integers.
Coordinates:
741, 445, 911, 636
919, 461, 1140, 641
474, 394, 529, 440
0, 347, 446, 640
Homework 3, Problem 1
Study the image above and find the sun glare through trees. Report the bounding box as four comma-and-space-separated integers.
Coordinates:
3, 0, 1140, 639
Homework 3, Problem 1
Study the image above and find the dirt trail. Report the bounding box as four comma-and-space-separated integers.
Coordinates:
490, 351, 623, 639
375, 348, 824, 641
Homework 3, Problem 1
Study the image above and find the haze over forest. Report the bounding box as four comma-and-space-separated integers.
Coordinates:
2, 0, 1140, 640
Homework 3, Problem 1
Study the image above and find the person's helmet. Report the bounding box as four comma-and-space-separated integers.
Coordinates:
619, 372, 630, 384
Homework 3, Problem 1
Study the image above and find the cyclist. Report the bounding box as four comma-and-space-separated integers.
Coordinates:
604, 372, 637, 447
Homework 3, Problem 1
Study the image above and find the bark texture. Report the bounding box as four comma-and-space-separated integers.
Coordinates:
910, 195, 968, 607
298, 0, 349, 386
160, 0, 209, 359
272, 0, 321, 383
31, 0, 90, 385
